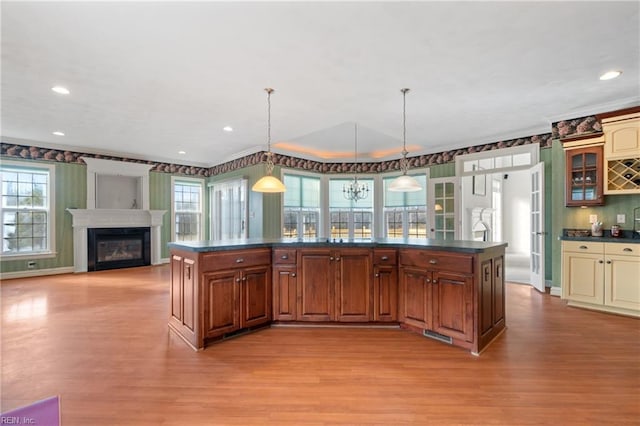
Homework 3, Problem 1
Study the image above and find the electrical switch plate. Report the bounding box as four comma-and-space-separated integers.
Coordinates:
589, 215, 598, 224
617, 214, 626, 224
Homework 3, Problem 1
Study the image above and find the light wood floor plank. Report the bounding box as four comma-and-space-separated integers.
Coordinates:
1, 265, 639, 425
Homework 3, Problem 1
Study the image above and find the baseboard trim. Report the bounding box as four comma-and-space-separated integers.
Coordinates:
159, 258, 170, 264
1, 266, 75, 281
550, 286, 562, 297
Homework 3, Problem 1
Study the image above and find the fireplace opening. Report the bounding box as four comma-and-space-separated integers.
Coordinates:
87, 227, 151, 271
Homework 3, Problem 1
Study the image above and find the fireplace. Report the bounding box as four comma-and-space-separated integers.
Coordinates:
87, 227, 151, 271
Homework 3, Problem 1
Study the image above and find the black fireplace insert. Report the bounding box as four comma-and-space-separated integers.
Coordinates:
87, 227, 151, 271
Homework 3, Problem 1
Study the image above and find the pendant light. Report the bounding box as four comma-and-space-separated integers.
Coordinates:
388, 88, 422, 192
252, 88, 286, 193
343, 124, 369, 202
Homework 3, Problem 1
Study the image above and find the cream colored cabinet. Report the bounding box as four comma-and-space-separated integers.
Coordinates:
601, 110, 640, 194
562, 241, 640, 317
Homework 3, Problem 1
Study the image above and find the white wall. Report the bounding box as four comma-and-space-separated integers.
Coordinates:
461, 174, 493, 239
501, 170, 531, 254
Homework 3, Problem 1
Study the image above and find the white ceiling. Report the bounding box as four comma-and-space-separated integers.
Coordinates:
1, 1, 639, 168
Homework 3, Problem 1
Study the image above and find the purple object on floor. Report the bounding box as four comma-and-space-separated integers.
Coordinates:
1, 395, 60, 425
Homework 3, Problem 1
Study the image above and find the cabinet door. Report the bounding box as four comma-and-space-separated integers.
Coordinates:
374, 265, 398, 322
603, 117, 640, 159
273, 265, 297, 321
565, 146, 604, 206
562, 252, 604, 304
605, 255, 640, 311
169, 254, 198, 344
203, 270, 240, 338
432, 270, 473, 342
336, 249, 372, 322
298, 250, 334, 321
241, 265, 272, 328
399, 267, 431, 329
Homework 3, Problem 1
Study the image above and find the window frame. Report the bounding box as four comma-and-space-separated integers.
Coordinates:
282, 171, 322, 239
382, 173, 428, 239
328, 176, 375, 240
0, 160, 56, 259
171, 176, 205, 242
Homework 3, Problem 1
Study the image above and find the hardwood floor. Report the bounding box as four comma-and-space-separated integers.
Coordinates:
1, 265, 639, 425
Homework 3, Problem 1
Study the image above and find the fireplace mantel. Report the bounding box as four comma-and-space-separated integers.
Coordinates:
67, 209, 166, 273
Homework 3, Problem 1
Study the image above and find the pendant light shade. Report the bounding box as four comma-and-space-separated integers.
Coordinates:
252, 88, 286, 193
388, 174, 422, 192
389, 88, 423, 192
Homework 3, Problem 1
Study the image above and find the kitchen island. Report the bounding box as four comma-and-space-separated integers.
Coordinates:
168, 238, 507, 355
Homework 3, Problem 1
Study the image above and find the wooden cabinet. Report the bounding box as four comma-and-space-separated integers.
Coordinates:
564, 144, 604, 206
373, 249, 398, 322
273, 249, 297, 321
600, 109, 640, 195
297, 248, 372, 322
335, 249, 372, 322
203, 250, 271, 339
168, 251, 198, 348
399, 248, 505, 354
562, 241, 640, 317
399, 250, 474, 343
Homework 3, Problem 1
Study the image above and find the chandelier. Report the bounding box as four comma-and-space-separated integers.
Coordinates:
343, 124, 369, 202
252, 88, 286, 193
388, 88, 422, 192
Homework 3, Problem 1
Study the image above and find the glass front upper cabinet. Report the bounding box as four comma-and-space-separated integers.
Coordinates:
565, 145, 604, 207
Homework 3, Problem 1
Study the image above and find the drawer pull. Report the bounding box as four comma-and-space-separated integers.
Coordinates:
579, 245, 588, 250
235, 258, 244, 263
281, 255, 288, 259
623, 248, 633, 252
381, 256, 389, 261
598, 260, 604, 264
429, 259, 438, 264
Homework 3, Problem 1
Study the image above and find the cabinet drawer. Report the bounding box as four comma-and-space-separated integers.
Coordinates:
373, 249, 397, 265
399, 249, 473, 274
562, 241, 604, 254
605, 243, 640, 257
273, 248, 297, 264
201, 249, 271, 271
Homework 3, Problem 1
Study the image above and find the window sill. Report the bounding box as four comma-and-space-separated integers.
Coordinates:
0, 251, 58, 261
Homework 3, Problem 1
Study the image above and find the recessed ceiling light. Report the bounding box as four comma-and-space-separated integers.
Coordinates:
599, 70, 622, 81
178, 150, 186, 155
223, 126, 233, 132
52, 131, 65, 136
51, 86, 70, 95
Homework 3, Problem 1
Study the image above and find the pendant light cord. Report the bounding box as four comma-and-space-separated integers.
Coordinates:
400, 88, 410, 175
265, 88, 275, 175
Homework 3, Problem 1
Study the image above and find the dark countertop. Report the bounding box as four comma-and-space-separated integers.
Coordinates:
168, 237, 508, 254
560, 229, 640, 244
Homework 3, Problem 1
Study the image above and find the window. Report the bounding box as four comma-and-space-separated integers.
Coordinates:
172, 177, 204, 242
329, 178, 373, 239
1, 161, 55, 257
383, 175, 427, 238
431, 179, 456, 240
210, 178, 247, 240
283, 174, 320, 238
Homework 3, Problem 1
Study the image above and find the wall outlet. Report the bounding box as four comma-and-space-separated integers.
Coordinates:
27, 261, 36, 269
589, 215, 598, 224
617, 214, 626, 224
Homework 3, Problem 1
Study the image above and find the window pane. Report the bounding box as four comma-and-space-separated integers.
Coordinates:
302, 210, 318, 237
283, 175, 301, 207
283, 210, 298, 238
383, 178, 405, 207
353, 211, 372, 239
385, 210, 403, 238
301, 177, 320, 208
330, 179, 373, 208
330, 210, 349, 238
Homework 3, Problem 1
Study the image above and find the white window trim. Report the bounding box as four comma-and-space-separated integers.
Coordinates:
171, 176, 205, 242
455, 143, 539, 177
282, 169, 324, 237
381, 168, 429, 239
0, 159, 56, 259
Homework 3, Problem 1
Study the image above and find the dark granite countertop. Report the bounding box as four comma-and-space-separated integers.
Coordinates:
168, 237, 508, 254
560, 229, 640, 244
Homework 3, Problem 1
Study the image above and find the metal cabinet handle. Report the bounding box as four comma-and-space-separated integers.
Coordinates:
432, 279, 438, 284
336, 257, 341, 262
291, 273, 297, 277
281, 255, 288, 259
330, 257, 334, 261
429, 259, 437, 264
381, 256, 389, 261
375, 273, 380, 277
235, 278, 241, 283
598, 260, 604, 264
623, 248, 633, 252
606, 260, 612, 264
242, 277, 247, 281
426, 278, 431, 283
236, 258, 244, 263
579, 245, 588, 250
